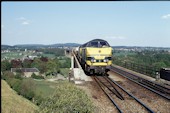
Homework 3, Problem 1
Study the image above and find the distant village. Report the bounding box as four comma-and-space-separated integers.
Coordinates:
2, 45, 170, 62
1, 46, 72, 61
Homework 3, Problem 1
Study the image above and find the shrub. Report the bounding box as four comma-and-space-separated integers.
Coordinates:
15, 73, 23, 80
39, 81, 94, 113
8, 78, 22, 93
19, 79, 36, 100
31, 73, 44, 79
2, 71, 37, 101
33, 94, 44, 106
2, 71, 14, 80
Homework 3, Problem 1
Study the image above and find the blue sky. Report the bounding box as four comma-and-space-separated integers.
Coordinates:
1, 2, 170, 47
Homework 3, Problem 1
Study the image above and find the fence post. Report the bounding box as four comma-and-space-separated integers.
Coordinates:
155, 71, 160, 81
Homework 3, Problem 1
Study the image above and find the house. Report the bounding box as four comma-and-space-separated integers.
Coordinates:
11, 68, 40, 77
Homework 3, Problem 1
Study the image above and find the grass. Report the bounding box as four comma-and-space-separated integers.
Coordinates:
1, 80, 39, 113
60, 68, 70, 77
33, 79, 58, 98
39, 81, 94, 113
42, 53, 56, 58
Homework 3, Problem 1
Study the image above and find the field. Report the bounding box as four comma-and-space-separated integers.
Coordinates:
1, 51, 34, 60
2, 52, 57, 60
41, 53, 56, 59
1, 52, 23, 59
34, 79, 58, 97
1, 80, 39, 113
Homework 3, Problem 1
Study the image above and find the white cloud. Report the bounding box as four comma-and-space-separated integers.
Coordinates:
17, 17, 26, 20
22, 21, 29, 25
161, 14, 170, 19
16, 17, 31, 25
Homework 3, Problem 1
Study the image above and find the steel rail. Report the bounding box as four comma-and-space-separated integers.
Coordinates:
138, 79, 170, 94
138, 79, 170, 95
97, 76, 124, 100
112, 66, 170, 91
93, 76, 123, 113
103, 76, 124, 100
107, 76, 155, 113
111, 67, 170, 100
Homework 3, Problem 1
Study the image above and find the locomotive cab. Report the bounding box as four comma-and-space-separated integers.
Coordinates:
79, 39, 112, 75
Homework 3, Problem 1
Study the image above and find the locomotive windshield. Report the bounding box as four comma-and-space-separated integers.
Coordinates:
88, 41, 110, 47
90, 41, 98, 47
100, 41, 109, 47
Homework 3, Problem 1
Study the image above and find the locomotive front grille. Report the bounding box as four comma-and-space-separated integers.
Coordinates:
96, 59, 104, 62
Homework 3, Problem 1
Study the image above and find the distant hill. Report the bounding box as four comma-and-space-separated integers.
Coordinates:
1, 45, 13, 48
49, 43, 81, 47
14, 44, 46, 48
14, 43, 81, 48
2, 44, 169, 49
14, 44, 45, 47
1, 43, 81, 49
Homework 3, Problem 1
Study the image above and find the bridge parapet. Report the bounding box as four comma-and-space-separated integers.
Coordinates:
69, 52, 92, 84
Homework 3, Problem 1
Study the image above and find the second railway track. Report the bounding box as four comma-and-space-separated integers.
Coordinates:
111, 66, 170, 100
92, 75, 155, 113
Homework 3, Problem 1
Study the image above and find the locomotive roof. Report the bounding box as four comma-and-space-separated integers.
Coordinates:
89, 39, 107, 42
81, 39, 109, 47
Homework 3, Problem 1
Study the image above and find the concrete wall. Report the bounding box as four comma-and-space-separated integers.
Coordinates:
24, 72, 39, 78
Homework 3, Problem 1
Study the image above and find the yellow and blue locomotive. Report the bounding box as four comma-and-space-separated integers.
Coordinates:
77, 39, 112, 75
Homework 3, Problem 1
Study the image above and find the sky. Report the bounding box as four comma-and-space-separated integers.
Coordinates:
1, 1, 170, 47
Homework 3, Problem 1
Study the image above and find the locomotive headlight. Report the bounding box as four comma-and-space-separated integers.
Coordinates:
91, 58, 96, 63
104, 59, 108, 63
87, 57, 96, 63
104, 57, 111, 63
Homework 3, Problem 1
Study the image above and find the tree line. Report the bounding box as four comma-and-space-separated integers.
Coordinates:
1, 56, 71, 75
112, 50, 170, 77
113, 50, 170, 68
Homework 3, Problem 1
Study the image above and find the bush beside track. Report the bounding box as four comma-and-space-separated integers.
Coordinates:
1, 71, 94, 113
39, 81, 94, 113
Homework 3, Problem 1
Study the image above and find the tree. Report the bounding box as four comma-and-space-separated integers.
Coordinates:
22, 59, 33, 68
46, 59, 59, 75
153, 62, 166, 69
1, 60, 11, 71
40, 56, 48, 62
11, 59, 22, 68
59, 57, 71, 68
31, 58, 47, 74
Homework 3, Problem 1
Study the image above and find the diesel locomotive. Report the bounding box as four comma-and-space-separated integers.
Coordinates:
77, 39, 113, 75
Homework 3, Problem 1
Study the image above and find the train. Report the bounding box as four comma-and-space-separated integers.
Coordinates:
75, 39, 113, 75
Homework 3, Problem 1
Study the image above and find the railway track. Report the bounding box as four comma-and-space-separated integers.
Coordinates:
111, 66, 170, 100
92, 75, 155, 113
